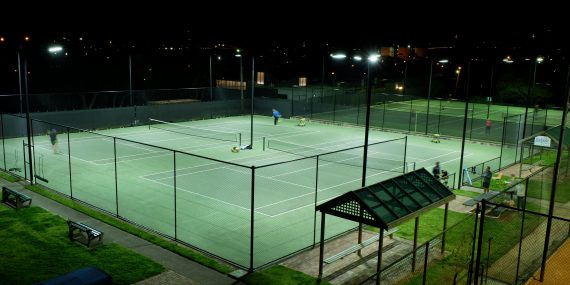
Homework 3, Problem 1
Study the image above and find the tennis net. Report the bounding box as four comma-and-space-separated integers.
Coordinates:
267, 139, 412, 173
149, 118, 241, 143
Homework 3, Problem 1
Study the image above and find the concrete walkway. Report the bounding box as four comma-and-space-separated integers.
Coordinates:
0, 179, 236, 285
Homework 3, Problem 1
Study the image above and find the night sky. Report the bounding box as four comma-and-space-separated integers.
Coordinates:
1, 9, 568, 109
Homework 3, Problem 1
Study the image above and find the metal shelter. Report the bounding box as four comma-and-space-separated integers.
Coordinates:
315, 168, 455, 284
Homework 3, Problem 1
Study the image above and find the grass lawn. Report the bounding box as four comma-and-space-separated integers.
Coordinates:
0, 170, 21, 182
24, 184, 233, 274
244, 265, 331, 285
403, 206, 543, 284
0, 204, 164, 284
526, 172, 570, 204
394, 208, 471, 244
0, 174, 320, 285
453, 189, 481, 199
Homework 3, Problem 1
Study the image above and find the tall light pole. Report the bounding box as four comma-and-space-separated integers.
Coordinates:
523, 56, 544, 132
425, 59, 434, 135
457, 61, 471, 190
17, 52, 23, 114
362, 53, 380, 187
519, 56, 543, 173
209, 55, 213, 101
128, 55, 132, 106
487, 63, 494, 119
236, 50, 244, 113
250, 57, 255, 148
454, 66, 462, 98
23, 54, 33, 183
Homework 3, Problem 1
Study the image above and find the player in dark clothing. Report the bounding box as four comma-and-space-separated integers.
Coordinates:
48, 129, 58, 154
432, 161, 441, 179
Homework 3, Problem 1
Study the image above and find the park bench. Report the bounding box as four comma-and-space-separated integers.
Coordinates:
67, 220, 104, 247
1, 186, 32, 209
324, 227, 399, 264
462, 191, 500, 207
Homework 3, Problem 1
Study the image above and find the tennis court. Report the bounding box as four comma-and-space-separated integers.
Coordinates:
1, 113, 514, 268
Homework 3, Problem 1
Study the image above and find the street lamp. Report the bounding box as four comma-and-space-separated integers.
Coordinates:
330, 51, 380, 185
454, 66, 462, 97
209, 55, 221, 102
522, 56, 544, 135
519, 56, 544, 173
362, 54, 380, 187
236, 49, 244, 113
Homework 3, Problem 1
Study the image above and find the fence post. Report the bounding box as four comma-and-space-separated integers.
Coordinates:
467, 203, 480, 284
474, 199, 487, 285
313, 156, 319, 246
249, 166, 255, 272
173, 151, 177, 240
1, 114, 5, 171
412, 217, 420, 272
441, 203, 449, 254
113, 137, 119, 216
422, 242, 429, 285
67, 127, 73, 198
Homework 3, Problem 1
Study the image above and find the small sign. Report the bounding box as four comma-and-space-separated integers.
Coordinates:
534, 136, 551, 147
486, 96, 492, 102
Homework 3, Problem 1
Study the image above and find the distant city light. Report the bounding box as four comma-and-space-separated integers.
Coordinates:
503, 56, 513, 63
331, 53, 347, 59
367, 54, 380, 63
48, 46, 63, 53
438, 59, 449, 63
0, 37, 4, 42
353, 55, 363, 61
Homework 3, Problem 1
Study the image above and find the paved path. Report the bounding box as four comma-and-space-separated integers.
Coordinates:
0, 179, 236, 285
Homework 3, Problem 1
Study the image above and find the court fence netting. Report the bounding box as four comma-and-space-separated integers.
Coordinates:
1, 112, 412, 271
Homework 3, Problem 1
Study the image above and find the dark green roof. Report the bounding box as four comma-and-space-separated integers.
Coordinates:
316, 168, 455, 229
545, 126, 569, 147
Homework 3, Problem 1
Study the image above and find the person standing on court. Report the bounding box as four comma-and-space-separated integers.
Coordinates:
48, 128, 58, 154
485, 118, 492, 136
432, 161, 441, 179
272, 108, 281, 125
482, 166, 492, 193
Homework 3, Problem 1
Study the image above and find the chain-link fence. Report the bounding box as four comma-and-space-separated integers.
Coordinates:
1, 113, 413, 271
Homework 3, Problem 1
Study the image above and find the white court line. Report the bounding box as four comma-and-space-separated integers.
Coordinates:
262, 151, 474, 218
87, 126, 322, 166
263, 151, 474, 218
34, 142, 99, 165
138, 174, 271, 217
267, 147, 406, 179
144, 135, 359, 180
157, 135, 379, 180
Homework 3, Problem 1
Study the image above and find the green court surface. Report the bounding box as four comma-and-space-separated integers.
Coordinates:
374, 98, 541, 121
1, 115, 516, 268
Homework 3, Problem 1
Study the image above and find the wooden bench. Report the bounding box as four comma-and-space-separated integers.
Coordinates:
462, 191, 500, 206
1, 186, 32, 209
67, 220, 104, 247
324, 227, 399, 264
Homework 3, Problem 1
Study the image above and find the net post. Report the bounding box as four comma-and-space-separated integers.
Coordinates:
239, 133, 242, 146
263, 137, 266, 151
